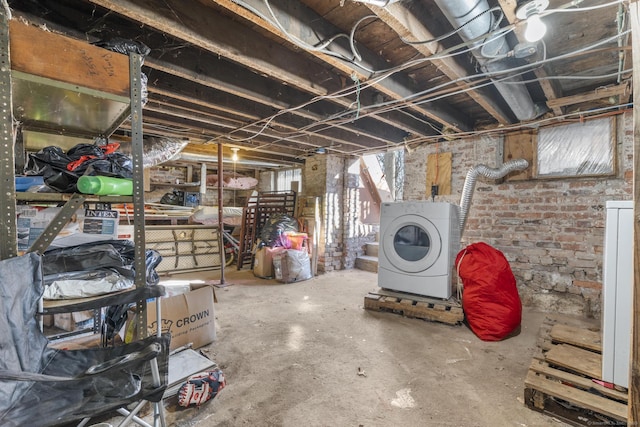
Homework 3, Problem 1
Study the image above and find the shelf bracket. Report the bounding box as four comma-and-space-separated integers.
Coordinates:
28, 195, 86, 254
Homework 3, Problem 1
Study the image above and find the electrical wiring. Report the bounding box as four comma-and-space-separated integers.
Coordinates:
401, 103, 632, 149
544, 0, 625, 14
218, 21, 522, 144
500, 69, 632, 85
244, 27, 629, 145
250, 55, 632, 150
218, 0, 629, 148
400, 7, 503, 46
349, 15, 376, 62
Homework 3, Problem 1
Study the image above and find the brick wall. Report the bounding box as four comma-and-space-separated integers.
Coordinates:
301, 154, 378, 272
403, 112, 632, 318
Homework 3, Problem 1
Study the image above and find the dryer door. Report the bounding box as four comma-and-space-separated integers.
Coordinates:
381, 214, 442, 273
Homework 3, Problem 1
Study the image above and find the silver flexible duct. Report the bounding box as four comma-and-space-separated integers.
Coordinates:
115, 137, 189, 168
433, 0, 541, 121
142, 137, 189, 169
459, 158, 529, 236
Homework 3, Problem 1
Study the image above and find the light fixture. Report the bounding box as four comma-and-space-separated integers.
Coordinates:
516, 0, 549, 43
231, 147, 239, 162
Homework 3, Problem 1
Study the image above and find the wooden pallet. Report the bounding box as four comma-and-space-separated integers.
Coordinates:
524, 316, 628, 426
364, 289, 464, 325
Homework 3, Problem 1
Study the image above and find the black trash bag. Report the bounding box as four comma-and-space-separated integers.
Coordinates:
79, 153, 133, 179
146, 249, 163, 287
25, 146, 71, 174
93, 38, 151, 57
160, 191, 184, 206
43, 240, 136, 275
101, 249, 162, 343
258, 213, 299, 248
66, 143, 105, 160
25, 143, 134, 192
42, 166, 81, 193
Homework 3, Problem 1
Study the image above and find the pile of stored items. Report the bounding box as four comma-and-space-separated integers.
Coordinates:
253, 213, 311, 283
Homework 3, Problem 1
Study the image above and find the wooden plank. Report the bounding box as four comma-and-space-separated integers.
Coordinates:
503, 130, 535, 181
364, 293, 464, 325
525, 370, 627, 422
372, 288, 462, 308
9, 20, 129, 97
545, 84, 629, 109
525, 386, 624, 427
529, 359, 628, 403
545, 344, 602, 380
550, 323, 602, 352
426, 152, 452, 196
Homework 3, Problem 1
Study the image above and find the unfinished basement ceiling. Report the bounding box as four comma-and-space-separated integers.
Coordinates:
7, 0, 631, 170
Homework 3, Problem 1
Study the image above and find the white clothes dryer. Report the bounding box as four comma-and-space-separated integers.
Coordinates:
378, 201, 460, 299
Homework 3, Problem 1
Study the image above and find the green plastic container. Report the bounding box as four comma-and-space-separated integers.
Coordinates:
77, 176, 133, 196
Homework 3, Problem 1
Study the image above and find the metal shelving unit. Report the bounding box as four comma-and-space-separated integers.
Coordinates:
1, 18, 150, 327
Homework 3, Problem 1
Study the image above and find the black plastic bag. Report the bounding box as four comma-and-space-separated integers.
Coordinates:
25, 144, 133, 193
25, 146, 71, 174
93, 38, 151, 57
43, 240, 136, 275
259, 213, 299, 248
160, 191, 184, 206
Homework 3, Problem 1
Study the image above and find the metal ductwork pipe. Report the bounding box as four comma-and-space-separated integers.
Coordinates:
350, 0, 402, 6
142, 137, 189, 168
458, 158, 529, 237
433, 0, 540, 121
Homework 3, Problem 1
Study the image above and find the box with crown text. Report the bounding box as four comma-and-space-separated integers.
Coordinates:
145, 285, 216, 351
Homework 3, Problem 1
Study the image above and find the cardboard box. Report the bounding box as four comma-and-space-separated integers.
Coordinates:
17, 206, 119, 251
145, 286, 216, 350
253, 246, 285, 279
53, 310, 95, 332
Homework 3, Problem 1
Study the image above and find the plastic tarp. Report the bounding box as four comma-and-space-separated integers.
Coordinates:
455, 242, 522, 341
0, 253, 170, 427
273, 249, 312, 283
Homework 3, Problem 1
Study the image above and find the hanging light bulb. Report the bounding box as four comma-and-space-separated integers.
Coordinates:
516, 0, 549, 43
231, 147, 239, 162
524, 14, 546, 42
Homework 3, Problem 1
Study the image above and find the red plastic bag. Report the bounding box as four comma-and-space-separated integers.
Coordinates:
455, 242, 522, 341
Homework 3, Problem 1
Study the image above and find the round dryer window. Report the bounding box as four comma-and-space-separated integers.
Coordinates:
382, 215, 442, 274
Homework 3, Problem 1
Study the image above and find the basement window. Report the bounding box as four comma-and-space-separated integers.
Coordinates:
275, 168, 302, 192
536, 117, 615, 178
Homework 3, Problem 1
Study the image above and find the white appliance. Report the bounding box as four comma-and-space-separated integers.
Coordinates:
602, 200, 633, 388
378, 201, 460, 299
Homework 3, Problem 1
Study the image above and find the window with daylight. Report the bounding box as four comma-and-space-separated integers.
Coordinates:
275, 168, 302, 192
536, 117, 615, 178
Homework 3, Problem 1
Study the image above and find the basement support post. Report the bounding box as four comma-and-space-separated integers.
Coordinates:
218, 143, 225, 285
629, 1, 640, 424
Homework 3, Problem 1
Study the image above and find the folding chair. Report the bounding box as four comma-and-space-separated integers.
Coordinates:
0, 252, 170, 427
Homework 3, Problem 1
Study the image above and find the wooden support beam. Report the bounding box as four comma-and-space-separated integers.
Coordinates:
545, 84, 630, 110
368, 2, 512, 125
212, 0, 470, 133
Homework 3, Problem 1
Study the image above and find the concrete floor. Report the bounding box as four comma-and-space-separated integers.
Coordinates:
150, 267, 567, 427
